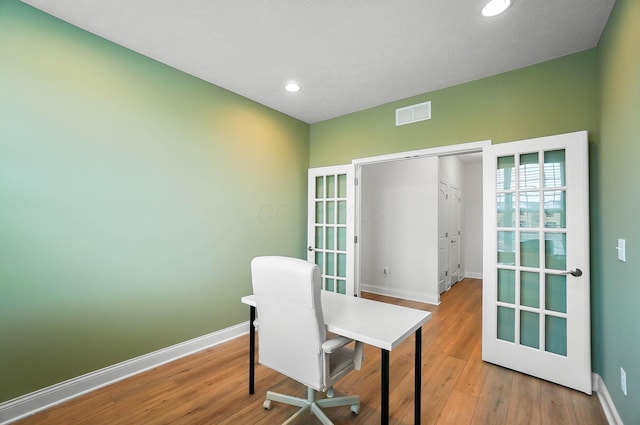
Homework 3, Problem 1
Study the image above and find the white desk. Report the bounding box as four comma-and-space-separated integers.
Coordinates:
241, 291, 432, 425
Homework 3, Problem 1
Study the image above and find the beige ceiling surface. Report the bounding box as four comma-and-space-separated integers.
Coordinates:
21, 0, 615, 123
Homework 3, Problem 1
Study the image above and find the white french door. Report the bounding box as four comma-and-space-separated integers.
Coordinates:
307, 165, 355, 296
482, 131, 592, 394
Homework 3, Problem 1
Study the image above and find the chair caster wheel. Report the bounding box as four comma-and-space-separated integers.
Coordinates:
327, 388, 334, 398
351, 404, 360, 415
263, 399, 272, 410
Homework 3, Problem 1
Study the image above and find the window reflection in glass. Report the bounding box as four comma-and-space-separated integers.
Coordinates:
520, 191, 540, 227
497, 193, 515, 228
544, 150, 566, 188
497, 156, 515, 191
498, 231, 516, 265
544, 191, 566, 228
519, 153, 540, 189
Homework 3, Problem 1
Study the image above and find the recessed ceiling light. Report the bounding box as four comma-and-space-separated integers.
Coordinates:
482, 0, 512, 17
285, 82, 301, 92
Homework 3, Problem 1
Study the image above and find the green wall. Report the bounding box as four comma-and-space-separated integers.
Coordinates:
310, 49, 598, 167
597, 0, 640, 422
0, 1, 309, 402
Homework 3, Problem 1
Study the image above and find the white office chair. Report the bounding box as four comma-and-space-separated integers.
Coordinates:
251, 256, 363, 425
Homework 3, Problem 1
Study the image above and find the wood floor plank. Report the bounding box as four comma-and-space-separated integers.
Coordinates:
13, 279, 608, 425
435, 390, 477, 425
470, 364, 513, 425
505, 372, 542, 425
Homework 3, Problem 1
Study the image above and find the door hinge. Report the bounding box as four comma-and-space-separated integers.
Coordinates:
445, 271, 448, 276
354, 235, 358, 243
446, 232, 448, 237
354, 177, 359, 185
458, 264, 460, 268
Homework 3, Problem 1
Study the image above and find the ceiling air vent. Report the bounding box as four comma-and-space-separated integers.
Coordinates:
395, 101, 431, 126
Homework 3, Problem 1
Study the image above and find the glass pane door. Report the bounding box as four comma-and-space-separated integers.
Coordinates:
495, 150, 569, 355
482, 131, 591, 394
308, 165, 354, 295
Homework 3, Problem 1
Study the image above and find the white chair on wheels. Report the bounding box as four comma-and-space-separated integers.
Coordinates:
251, 256, 364, 425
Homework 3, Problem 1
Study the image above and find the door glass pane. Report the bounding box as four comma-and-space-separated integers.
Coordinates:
498, 231, 516, 265
520, 191, 540, 228
519, 153, 540, 189
337, 253, 346, 278
325, 278, 335, 292
497, 156, 515, 191
545, 274, 567, 313
326, 201, 335, 224
337, 227, 346, 251
315, 252, 324, 273
545, 233, 566, 270
337, 200, 347, 224
544, 150, 566, 188
325, 227, 335, 250
326, 175, 335, 198
545, 316, 567, 356
315, 176, 324, 199
497, 193, 515, 228
544, 191, 566, 228
337, 279, 346, 294
337, 174, 347, 198
520, 271, 540, 308
498, 269, 515, 303
315, 226, 324, 249
497, 306, 515, 343
325, 252, 335, 276
315, 202, 324, 224
520, 311, 540, 349
520, 232, 540, 268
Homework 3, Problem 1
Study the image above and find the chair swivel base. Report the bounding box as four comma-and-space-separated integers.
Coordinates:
263, 387, 360, 425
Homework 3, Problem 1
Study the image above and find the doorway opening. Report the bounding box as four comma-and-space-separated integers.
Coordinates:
353, 141, 488, 305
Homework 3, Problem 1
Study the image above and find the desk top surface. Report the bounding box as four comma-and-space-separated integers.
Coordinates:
241, 291, 431, 351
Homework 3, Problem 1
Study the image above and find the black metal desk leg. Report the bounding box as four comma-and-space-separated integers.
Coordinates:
381, 349, 390, 425
415, 327, 422, 424
249, 305, 256, 395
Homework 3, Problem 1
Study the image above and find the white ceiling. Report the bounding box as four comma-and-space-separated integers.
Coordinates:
21, 0, 615, 124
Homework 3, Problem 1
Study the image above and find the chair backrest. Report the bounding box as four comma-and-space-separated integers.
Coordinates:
251, 256, 326, 390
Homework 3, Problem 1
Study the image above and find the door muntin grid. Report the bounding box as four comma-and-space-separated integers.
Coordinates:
495, 150, 568, 356
314, 173, 348, 294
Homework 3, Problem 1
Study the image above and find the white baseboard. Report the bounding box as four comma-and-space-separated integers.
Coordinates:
0, 322, 250, 425
360, 283, 440, 305
593, 373, 624, 425
463, 271, 483, 279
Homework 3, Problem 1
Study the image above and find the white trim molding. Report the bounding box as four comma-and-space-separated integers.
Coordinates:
593, 373, 624, 425
360, 283, 440, 305
0, 322, 249, 425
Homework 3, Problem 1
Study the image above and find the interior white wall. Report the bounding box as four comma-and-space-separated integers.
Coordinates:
439, 156, 464, 188
462, 161, 483, 278
359, 157, 439, 304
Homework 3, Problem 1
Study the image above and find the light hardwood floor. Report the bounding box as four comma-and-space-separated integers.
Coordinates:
15, 278, 607, 425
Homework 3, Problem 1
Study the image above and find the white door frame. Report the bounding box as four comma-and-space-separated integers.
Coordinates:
352, 140, 491, 298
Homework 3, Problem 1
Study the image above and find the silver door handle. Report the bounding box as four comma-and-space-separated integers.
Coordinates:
561, 268, 583, 277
